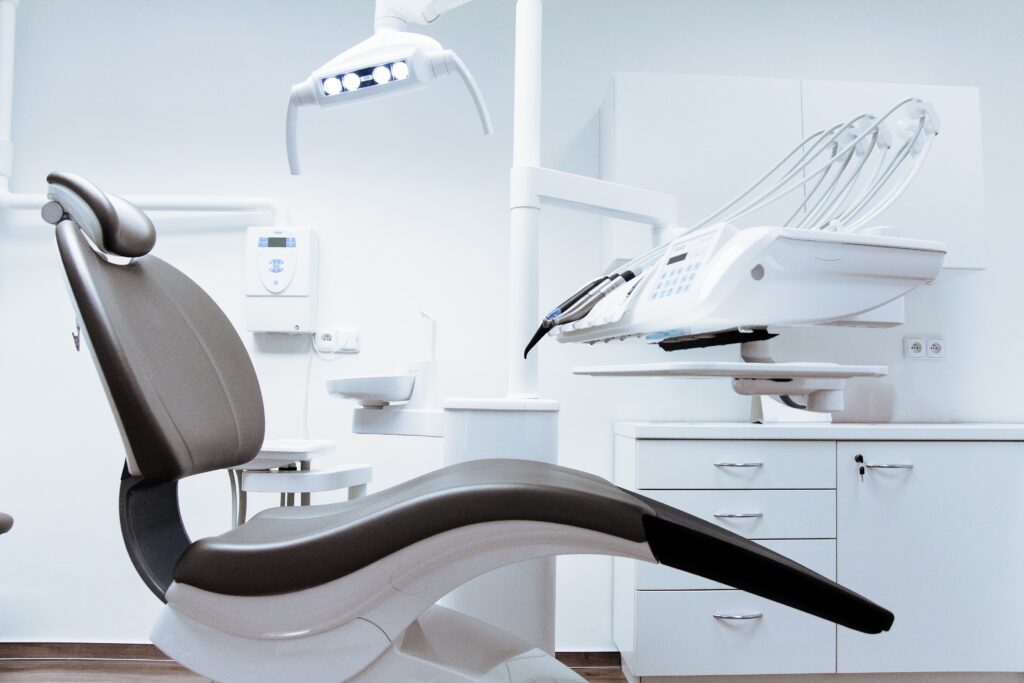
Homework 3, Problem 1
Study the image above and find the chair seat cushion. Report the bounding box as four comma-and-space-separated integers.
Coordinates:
173, 459, 651, 596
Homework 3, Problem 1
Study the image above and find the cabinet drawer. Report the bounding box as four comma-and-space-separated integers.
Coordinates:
634, 590, 836, 676
648, 490, 836, 539
637, 440, 835, 489
638, 539, 835, 590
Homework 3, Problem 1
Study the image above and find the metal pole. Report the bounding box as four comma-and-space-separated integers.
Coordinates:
507, 0, 543, 398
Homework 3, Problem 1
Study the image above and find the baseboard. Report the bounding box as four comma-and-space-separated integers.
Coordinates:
0, 643, 170, 660
0, 643, 621, 668
556, 652, 622, 668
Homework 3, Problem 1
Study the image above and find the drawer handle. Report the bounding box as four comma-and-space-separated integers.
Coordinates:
865, 463, 914, 470
713, 612, 764, 621
714, 512, 763, 519
714, 462, 764, 468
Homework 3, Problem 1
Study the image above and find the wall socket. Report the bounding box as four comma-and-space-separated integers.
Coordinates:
904, 335, 945, 360
314, 327, 360, 354
925, 337, 945, 359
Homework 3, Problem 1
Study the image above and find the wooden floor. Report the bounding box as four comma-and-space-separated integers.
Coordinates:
0, 643, 626, 682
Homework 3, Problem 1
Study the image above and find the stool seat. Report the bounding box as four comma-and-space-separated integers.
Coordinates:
226, 442, 373, 527
239, 463, 373, 494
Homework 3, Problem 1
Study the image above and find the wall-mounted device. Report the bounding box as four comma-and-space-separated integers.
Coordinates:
245, 227, 319, 334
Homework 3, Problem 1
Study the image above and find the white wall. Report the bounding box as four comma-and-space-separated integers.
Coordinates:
0, 0, 1021, 652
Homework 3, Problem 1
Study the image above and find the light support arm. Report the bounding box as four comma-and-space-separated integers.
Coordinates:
509, 166, 677, 228
375, 0, 476, 30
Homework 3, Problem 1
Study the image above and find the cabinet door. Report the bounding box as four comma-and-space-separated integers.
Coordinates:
837, 441, 1024, 673
635, 590, 836, 676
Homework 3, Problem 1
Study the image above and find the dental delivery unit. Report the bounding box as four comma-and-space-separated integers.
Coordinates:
529, 98, 946, 414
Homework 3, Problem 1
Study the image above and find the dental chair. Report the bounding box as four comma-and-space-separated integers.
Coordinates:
45, 171, 894, 683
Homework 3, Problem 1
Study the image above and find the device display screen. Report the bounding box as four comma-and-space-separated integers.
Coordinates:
267, 237, 289, 248
667, 252, 689, 265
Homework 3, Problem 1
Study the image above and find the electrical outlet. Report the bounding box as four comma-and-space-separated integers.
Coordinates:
925, 336, 945, 359
314, 329, 338, 353
314, 327, 360, 354
903, 336, 925, 359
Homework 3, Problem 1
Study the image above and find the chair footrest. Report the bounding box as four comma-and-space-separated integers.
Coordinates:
239, 464, 372, 494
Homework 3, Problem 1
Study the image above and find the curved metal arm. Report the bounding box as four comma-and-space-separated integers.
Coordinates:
444, 49, 493, 136
286, 85, 307, 175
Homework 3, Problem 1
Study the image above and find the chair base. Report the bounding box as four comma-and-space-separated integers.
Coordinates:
153, 602, 582, 683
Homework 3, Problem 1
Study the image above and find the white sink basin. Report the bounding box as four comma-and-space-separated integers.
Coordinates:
326, 374, 416, 407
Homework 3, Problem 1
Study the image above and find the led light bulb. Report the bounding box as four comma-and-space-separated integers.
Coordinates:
341, 72, 361, 91
372, 65, 392, 85
323, 77, 342, 96
390, 61, 410, 81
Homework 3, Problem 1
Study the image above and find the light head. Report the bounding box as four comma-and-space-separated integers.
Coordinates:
286, 29, 492, 174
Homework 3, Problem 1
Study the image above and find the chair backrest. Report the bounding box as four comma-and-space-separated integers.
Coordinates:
51, 173, 265, 483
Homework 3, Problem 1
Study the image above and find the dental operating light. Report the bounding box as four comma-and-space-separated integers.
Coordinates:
285, 0, 492, 175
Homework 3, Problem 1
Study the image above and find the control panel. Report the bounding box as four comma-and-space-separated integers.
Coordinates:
647, 230, 715, 302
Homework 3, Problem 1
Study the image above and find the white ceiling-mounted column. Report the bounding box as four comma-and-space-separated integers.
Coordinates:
440, 0, 558, 654
507, 0, 543, 398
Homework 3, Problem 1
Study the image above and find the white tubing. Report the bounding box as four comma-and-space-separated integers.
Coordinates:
846, 130, 932, 232
0, 0, 20, 180
507, 0, 542, 398
125, 195, 289, 226
701, 99, 918, 231
0, 186, 288, 228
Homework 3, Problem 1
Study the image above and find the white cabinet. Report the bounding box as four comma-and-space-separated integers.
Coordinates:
613, 423, 1024, 681
837, 441, 1024, 673
614, 430, 839, 679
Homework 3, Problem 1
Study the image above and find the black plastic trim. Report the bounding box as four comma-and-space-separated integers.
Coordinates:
631, 490, 894, 635
659, 328, 777, 352
119, 462, 191, 602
